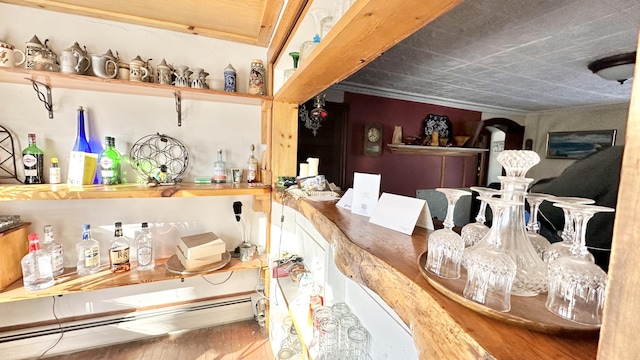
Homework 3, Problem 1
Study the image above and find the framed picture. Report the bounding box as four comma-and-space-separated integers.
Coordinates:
546, 130, 617, 160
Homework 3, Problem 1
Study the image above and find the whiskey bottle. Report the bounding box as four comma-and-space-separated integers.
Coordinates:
22, 133, 44, 184
109, 222, 130, 273
213, 149, 227, 183
21, 233, 55, 291
42, 225, 64, 276
76, 224, 100, 276
100, 136, 122, 184
135, 222, 155, 271
246, 144, 259, 183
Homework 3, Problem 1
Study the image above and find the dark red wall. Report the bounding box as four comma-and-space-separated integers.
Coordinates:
344, 92, 482, 197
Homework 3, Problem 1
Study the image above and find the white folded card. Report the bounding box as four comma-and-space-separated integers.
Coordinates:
351, 173, 381, 217
336, 188, 354, 210
369, 193, 433, 235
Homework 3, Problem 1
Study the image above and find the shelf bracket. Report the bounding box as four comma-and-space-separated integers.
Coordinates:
26, 79, 53, 119
174, 92, 182, 127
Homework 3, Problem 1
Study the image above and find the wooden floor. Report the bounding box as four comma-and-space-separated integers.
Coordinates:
45, 320, 274, 360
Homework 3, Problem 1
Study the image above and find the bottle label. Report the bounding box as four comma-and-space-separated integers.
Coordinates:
247, 164, 257, 182
138, 246, 152, 266
25, 169, 37, 176
110, 247, 130, 265
49, 168, 61, 184
52, 249, 64, 272
84, 247, 99, 267
101, 170, 114, 178
213, 167, 227, 182
23, 154, 37, 167
101, 158, 113, 169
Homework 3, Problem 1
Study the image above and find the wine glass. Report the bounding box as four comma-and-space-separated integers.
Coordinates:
543, 196, 595, 265
525, 193, 555, 258
463, 196, 518, 312
461, 187, 500, 248
546, 204, 615, 325
426, 188, 471, 279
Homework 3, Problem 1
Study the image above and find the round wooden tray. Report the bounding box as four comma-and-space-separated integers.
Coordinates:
417, 251, 600, 335
165, 251, 231, 275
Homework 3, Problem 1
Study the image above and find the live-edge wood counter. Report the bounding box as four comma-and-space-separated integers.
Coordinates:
276, 191, 598, 360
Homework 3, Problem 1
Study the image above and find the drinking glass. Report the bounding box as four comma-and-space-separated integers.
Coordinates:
525, 193, 555, 258
461, 187, 500, 248
338, 313, 359, 356
318, 317, 340, 359
312, 306, 334, 345
543, 197, 595, 265
347, 325, 370, 360
426, 188, 471, 279
546, 204, 615, 325
463, 196, 518, 312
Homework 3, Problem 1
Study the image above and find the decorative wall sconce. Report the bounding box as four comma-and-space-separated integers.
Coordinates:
299, 93, 328, 136
588, 52, 636, 84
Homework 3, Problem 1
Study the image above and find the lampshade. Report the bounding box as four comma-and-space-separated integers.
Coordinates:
588, 52, 636, 84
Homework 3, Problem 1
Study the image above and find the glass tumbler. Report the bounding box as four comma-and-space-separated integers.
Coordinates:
318, 317, 340, 359
312, 306, 334, 344
339, 313, 359, 355
347, 325, 370, 360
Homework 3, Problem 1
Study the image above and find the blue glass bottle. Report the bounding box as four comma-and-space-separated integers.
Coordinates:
73, 106, 91, 153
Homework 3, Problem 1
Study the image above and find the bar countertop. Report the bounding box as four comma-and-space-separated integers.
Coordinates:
277, 191, 599, 359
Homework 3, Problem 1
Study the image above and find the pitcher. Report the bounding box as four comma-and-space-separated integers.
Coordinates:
90, 51, 118, 78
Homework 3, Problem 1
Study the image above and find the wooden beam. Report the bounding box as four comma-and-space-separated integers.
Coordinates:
266, 0, 309, 65
275, 0, 462, 104
271, 101, 299, 183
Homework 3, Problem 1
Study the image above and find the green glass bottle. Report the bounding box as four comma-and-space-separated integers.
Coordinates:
22, 133, 44, 184
100, 136, 122, 184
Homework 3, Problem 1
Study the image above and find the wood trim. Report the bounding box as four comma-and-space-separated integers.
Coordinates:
257, 0, 286, 47
274, 0, 462, 104
271, 101, 299, 183
266, 0, 309, 65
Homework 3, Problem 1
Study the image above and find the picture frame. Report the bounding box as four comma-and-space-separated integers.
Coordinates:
546, 130, 617, 160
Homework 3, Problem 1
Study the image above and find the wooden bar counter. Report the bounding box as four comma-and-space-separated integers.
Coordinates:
277, 191, 598, 359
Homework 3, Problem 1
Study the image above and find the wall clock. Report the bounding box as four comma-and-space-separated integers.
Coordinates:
364, 123, 383, 156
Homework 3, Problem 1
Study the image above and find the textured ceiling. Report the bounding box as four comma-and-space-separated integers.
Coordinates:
337, 0, 640, 113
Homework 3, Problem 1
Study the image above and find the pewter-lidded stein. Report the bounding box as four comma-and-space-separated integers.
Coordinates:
25, 35, 59, 72
90, 50, 118, 78
25, 34, 44, 70
156, 58, 173, 85
129, 55, 149, 82
190, 67, 205, 89
173, 64, 190, 87
60, 42, 90, 75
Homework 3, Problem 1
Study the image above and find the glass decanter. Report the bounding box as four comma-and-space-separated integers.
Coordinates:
426, 188, 471, 279
463, 196, 518, 312
465, 150, 547, 296
525, 192, 555, 259
546, 204, 615, 325
461, 187, 500, 248
543, 196, 595, 265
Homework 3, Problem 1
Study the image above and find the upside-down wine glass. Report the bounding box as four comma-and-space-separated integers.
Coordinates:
546, 203, 615, 325
461, 187, 501, 248
463, 196, 518, 312
426, 188, 471, 279
525, 193, 555, 259
543, 196, 595, 265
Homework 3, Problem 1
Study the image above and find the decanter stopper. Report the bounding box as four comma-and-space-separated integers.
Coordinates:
497, 150, 540, 177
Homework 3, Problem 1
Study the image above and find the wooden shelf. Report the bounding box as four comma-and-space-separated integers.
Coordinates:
0, 254, 267, 304
387, 144, 487, 157
277, 277, 314, 358
0, 182, 271, 201
0, 67, 272, 106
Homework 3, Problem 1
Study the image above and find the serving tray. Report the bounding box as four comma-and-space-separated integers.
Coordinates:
417, 251, 600, 335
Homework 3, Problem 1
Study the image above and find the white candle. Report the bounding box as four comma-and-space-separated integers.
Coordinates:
299, 163, 309, 178
307, 157, 319, 176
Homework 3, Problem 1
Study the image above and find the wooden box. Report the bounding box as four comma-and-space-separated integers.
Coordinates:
0, 223, 31, 290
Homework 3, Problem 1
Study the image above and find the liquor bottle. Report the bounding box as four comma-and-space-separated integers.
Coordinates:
22, 133, 44, 184
21, 233, 55, 291
246, 144, 259, 183
213, 149, 227, 184
49, 157, 61, 184
109, 222, 130, 273
100, 136, 122, 184
42, 225, 64, 276
135, 222, 155, 271
73, 106, 92, 153
76, 224, 100, 276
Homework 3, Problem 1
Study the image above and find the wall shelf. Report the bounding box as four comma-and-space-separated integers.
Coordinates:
0, 67, 272, 106
387, 144, 487, 157
0, 254, 267, 304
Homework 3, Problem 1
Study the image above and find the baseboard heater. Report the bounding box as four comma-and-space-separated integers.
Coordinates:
0, 297, 251, 344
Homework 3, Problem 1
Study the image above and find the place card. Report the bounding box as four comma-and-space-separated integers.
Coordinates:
369, 193, 432, 235
336, 188, 354, 210
351, 172, 381, 217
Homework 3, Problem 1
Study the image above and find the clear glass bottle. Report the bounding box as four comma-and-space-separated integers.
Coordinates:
135, 222, 155, 271
42, 224, 64, 276
76, 224, 100, 276
21, 233, 55, 291
279, 323, 302, 354
49, 157, 61, 184
246, 144, 259, 183
213, 149, 227, 183
73, 106, 92, 153
109, 221, 130, 273
22, 133, 44, 184
100, 136, 122, 184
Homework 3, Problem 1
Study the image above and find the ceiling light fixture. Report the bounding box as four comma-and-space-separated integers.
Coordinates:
588, 52, 636, 84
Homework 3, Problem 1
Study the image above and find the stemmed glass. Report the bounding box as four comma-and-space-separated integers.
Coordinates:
525, 193, 555, 258
463, 196, 518, 312
546, 204, 615, 325
461, 187, 500, 248
543, 196, 595, 265
426, 188, 471, 279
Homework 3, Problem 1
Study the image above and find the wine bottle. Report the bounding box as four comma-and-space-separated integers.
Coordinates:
22, 133, 44, 184
100, 136, 122, 184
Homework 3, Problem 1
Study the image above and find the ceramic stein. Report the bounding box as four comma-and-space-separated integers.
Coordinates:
90, 52, 118, 78
0, 40, 26, 67
25, 36, 59, 72
156, 59, 172, 85
24, 34, 44, 70
117, 62, 129, 80
59, 42, 90, 74
129, 55, 149, 82
190, 67, 205, 89
173, 64, 190, 87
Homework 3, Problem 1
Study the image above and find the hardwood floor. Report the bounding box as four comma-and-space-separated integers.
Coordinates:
45, 320, 274, 360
